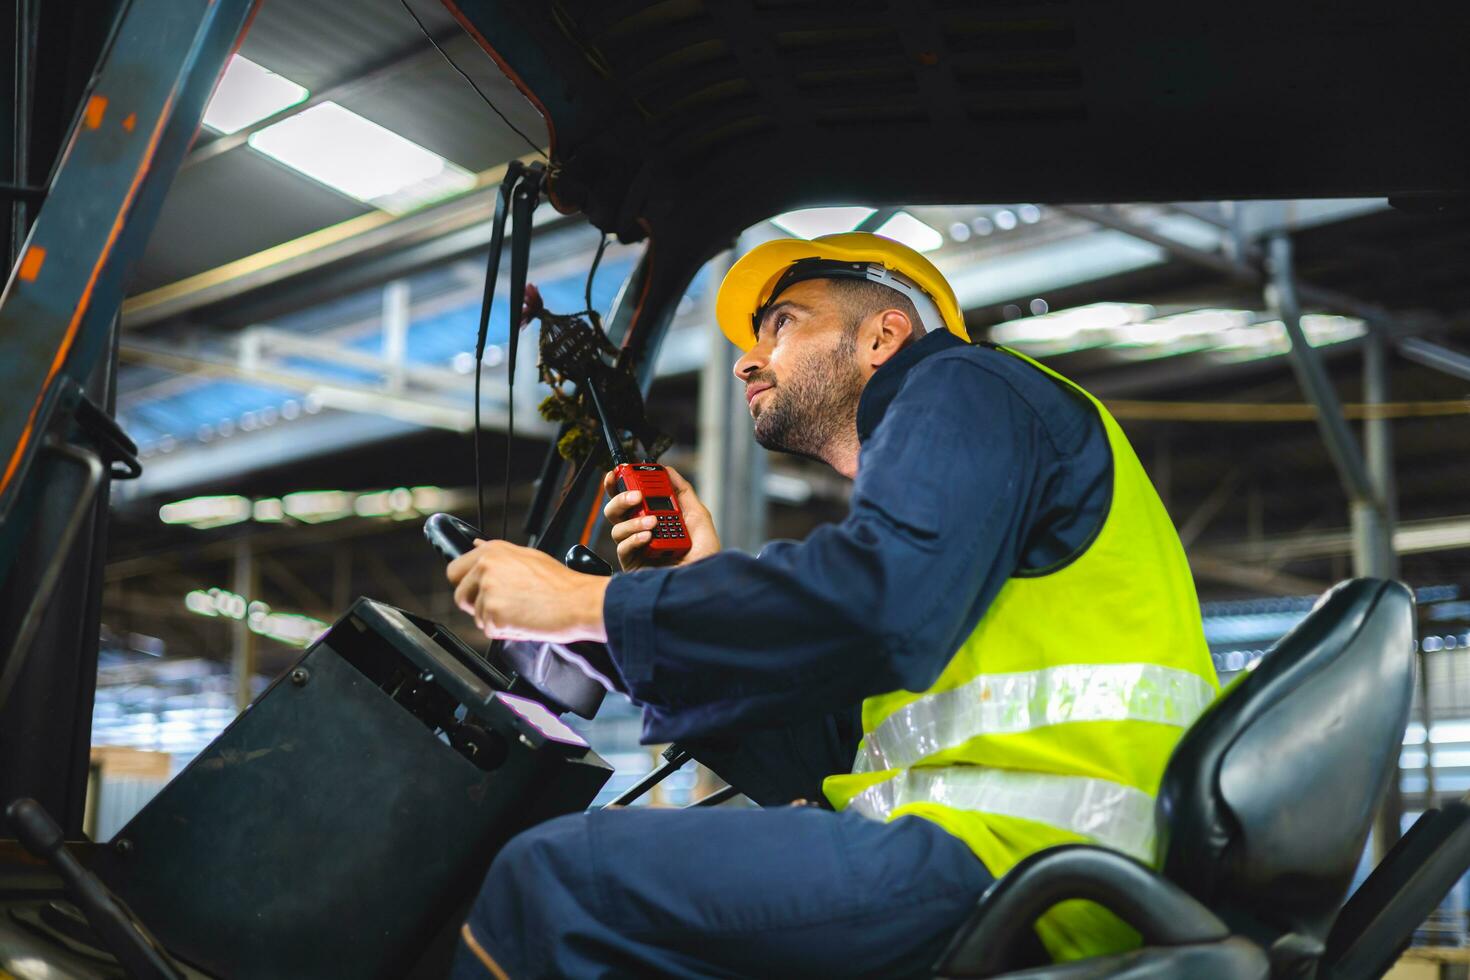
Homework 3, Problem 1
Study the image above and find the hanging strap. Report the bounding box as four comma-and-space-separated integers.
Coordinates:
475, 161, 523, 362
506, 161, 544, 382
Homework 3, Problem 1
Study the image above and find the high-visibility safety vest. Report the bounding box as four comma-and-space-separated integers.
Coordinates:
823, 347, 1219, 962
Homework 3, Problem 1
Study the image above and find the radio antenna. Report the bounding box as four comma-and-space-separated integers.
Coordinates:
582, 377, 628, 467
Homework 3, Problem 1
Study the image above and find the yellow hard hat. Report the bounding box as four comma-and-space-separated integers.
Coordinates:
715, 231, 969, 352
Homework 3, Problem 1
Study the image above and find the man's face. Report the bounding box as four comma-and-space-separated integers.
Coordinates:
732, 279, 866, 462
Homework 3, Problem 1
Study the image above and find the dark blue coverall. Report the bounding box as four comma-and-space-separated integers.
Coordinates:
453, 332, 1113, 978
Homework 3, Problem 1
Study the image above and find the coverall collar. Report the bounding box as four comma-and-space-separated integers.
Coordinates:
856, 329, 968, 443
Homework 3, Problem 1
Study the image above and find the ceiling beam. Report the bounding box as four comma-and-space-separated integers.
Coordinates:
1199, 513, 1470, 565
1188, 553, 1328, 598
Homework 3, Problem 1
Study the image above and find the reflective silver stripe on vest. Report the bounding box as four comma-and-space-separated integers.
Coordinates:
848, 766, 1157, 861
853, 663, 1215, 775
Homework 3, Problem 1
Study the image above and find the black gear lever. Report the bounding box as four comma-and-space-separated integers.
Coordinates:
6, 797, 183, 979
424, 515, 613, 578
423, 515, 618, 716
424, 512, 482, 563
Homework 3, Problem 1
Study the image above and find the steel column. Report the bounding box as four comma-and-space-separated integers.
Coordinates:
232, 536, 258, 712
6, 0, 35, 268
1359, 322, 1406, 850
1356, 326, 1397, 577
1267, 235, 1379, 510
698, 244, 767, 553
382, 279, 411, 394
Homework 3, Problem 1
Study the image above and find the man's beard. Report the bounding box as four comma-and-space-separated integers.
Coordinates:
751, 331, 864, 462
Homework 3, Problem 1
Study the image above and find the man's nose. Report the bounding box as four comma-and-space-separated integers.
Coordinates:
733, 343, 766, 382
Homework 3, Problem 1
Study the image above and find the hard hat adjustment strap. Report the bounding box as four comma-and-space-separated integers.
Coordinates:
752, 257, 946, 338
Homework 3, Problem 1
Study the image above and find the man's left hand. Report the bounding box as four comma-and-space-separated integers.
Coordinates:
448, 540, 609, 643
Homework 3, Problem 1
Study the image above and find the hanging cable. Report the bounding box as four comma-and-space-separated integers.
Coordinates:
584, 233, 609, 317
397, 0, 549, 161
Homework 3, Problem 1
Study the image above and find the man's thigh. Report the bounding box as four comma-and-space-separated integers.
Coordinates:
463, 805, 993, 979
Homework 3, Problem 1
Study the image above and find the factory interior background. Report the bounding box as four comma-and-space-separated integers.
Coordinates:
63, 0, 1470, 956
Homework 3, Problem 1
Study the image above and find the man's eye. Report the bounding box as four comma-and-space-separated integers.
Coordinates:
772, 313, 791, 334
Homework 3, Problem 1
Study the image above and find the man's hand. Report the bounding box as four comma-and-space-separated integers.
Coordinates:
447, 539, 609, 643
602, 465, 720, 572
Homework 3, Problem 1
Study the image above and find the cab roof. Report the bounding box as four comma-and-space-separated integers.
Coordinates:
447, 0, 1470, 249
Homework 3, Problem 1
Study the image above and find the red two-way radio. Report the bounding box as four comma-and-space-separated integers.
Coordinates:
584, 377, 692, 559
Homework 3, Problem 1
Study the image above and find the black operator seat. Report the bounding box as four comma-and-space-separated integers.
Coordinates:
935, 578, 1417, 980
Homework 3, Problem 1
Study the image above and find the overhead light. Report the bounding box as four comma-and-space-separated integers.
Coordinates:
203, 55, 309, 134
991, 303, 1154, 356
989, 303, 1365, 361
185, 588, 248, 619
249, 103, 476, 214
770, 206, 876, 239
248, 603, 328, 648
280, 490, 355, 524
159, 495, 252, 529
183, 589, 326, 647
1111, 309, 1250, 353
353, 486, 417, 518
874, 212, 944, 253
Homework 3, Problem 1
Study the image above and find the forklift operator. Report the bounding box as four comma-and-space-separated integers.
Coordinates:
445, 232, 1220, 978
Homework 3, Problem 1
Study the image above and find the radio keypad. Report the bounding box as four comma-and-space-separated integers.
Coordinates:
651, 513, 685, 539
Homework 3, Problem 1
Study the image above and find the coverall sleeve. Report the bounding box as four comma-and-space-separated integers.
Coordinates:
602, 357, 1053, 743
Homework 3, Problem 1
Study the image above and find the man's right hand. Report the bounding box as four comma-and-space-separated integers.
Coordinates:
603, 465, 720, 571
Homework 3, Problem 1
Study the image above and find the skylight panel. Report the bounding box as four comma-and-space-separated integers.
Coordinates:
770, 207, 877, 239
203, 55, 309, 134
249, 103, 476, 214
874, 211, 944, 253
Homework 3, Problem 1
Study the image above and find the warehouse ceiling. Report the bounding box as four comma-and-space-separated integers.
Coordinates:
128, 0, 546, 292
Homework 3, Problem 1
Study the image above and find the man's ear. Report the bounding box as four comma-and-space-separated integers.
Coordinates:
866, 309, 916, 369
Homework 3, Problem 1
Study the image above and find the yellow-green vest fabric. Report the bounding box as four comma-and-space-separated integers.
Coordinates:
822, 347, 1219, 962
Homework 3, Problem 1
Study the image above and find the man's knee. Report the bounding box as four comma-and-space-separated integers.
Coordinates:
472, 811, 594, 930
460, 812, 597, 978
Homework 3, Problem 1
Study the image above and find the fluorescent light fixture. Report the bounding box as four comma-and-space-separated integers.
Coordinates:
874, 212, 944, 253
281, 490, 355, 524
159, 495, 252, 529
991, 304, 1365, 362
247, 601, 327, 647
183, 589, 325, 647
249, 103, 476, 214
353, 487, 415, 518
770, 206, 876, 239
991, 303, 1154, 357
1110, 309, 1252, 359
411, 486, 445, 512
185, 588, 248, 620
204, 55, 308, 134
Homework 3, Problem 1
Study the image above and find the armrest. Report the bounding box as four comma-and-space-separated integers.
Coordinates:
1322, 799, 1470, 980
935, 844, 1230, 978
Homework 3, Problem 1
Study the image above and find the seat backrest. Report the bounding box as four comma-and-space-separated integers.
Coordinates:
1154, 579, 1416, 945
